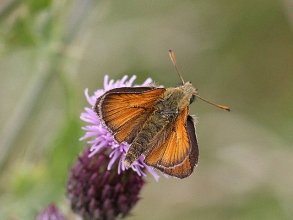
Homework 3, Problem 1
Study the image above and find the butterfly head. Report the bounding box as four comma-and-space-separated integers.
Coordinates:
175, 82, 196, 104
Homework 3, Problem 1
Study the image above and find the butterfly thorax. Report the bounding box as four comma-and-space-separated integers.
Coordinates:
163, 82, 196, 111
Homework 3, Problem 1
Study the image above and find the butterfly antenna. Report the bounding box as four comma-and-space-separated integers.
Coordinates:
169, 50, 185, 84
194, 94, 230, 111
169, 50, 230, 112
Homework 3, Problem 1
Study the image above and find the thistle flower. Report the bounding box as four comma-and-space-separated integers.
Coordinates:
35, 204, 66, 220
66, 147, 145, 220
80, 75, 160, 181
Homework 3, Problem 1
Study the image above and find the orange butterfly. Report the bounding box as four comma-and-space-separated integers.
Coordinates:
94, 50, 230, 178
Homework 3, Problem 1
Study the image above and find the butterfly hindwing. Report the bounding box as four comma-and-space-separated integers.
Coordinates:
150, 115, 198, 178
95, 87, 166, 144
144, 107, 193, 170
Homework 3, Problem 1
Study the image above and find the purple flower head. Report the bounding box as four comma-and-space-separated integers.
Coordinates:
80, 75, 160, 181
66, 147, 145, 220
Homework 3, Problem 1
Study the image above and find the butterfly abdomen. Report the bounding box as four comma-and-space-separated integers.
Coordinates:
123, 109, 172, 167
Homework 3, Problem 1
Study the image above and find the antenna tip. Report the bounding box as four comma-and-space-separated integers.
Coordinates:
219, 105, 231, 111
169, 50, 174, 58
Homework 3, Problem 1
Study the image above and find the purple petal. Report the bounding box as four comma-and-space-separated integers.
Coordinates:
125, 75, 137, 87
141, 78, 152, 86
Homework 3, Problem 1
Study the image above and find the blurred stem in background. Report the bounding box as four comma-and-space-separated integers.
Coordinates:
0, 49, 55, 169
0, 0, 24, 23
0, 0, 98, 218
0, 0, 90, 164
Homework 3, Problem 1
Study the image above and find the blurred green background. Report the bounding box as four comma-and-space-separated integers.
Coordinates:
1, 0, 293, 219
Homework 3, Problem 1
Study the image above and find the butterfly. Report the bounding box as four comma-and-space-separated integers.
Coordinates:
94, 50, 230, 178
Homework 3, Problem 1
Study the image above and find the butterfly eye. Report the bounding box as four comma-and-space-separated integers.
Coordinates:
190, 94, 195, 104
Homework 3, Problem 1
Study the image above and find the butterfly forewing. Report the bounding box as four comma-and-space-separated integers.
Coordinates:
144, 107, 192, 169
155, 115, 199, 178
95, 87, 166, 143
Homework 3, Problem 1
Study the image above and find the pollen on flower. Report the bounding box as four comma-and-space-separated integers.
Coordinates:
80, 75, 160, 181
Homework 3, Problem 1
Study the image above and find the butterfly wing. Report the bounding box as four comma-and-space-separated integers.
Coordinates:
95, 87, 166, 144
155, 116, 199, 178
144, 107, 198, 174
